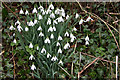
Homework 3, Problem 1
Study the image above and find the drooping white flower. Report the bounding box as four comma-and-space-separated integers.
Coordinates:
50, 12, 55, 18
27, 20, 34, 26
56, 42, 60, 46
38, 14, 43, 20
37, 26, 42, 31
19, 8, 24, 14
13, 33, 15, 36
53, 20, 58, 25
38, 5, 44, 10
47, 53, 51, 58
85, 40, 89, 45
17, 25, 23, 32
58, 60, 63, 65
75, 13, 79, 19
55, 8, 60, 14
48, 4, 54, 10
85, 35, 89, 41
25, 10, 29, 15
37, 46, 39, 50
70, 33, 76, 42
79, 19, 84, 25
50, 34, 54, 39
13, 39, 17, 44
32, 7, 37, 13
52, 26, 56, 31
41, 47, 46, 54
9, 25, 15, 30
58, 48, 62, 53
48, 26, 53, 32
64, 42, 70, 49
58, 35, 63, 40
15, 20, 20, 25
44, 37, 50, 43
31, 64, 36, 70
29, 43, 33, 48
51, 56, 58, 61
25, 27, 29, 31
85, 16, 93, 22
42, 10, 45, 15
39, 32, 44, 37
47, 18, 51, 25
29, 55, 35, 60
56, 17, 64, 23
60, 8, 65, 17
72, 27, 77, 31
34, 19, 38, 25
66, 15, 69, 19
64, 31, 69, 37
46, 9, 52, 14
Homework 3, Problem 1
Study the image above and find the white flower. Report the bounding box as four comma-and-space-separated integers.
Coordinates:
31, 64, 36, 70
32, 7, 37, 13
9, 25, 15, 30
38, 14, 43, 20
85, 41, 89, 45
25, 27, 29, 31
47, 53, 51, 58
37, 26, 42, 31
50, 12, 55, 18
34, 19, 38, 25
46, 9, 52, 14
44, 37, 50, 43
55, 8, 60, 14
72, 27, 77, 31
64, 31, 69, 37
25, 10, 29, 15
85, 35, 89, 41
66, 15, 69, 19
70, 33, 76, 42
52, 26, 56, 31
42, 10, 45, 15
15, 20, 20, 25
51, 56, 58, 61
41, 47, 46, 54
29, 43, 33, 48
79, 19, 84, 25
39, 32, 44, 37
56, 42, 60, 46
50, 34, 54, 39
17, 25, 23, 32
64, 42, 70, 49
48, 26, 53, 32
48, 4, 54, 10
58, 35, 63, 40
37, 46, 39, 50
85, 16, 93, 22
58, 60, 63, 65
13, 33, 15, 36
19, 8, 24, 14
60, 8, 65, 17
27, 20, 34, 26
53, 20, 58, 25
75, 13, 79, 19
58, 48, 62, 53
29, 55, 35, 60
56, 17, 64, 23
13, 39, 17, 44
38, 5, 44, 10
47, 18, 51, 25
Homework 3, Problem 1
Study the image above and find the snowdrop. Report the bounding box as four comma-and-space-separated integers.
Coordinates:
52, 26, 56, 31
58, 60, 63, 65
58, 48, 62, 53
46, 9, 52, 14
41, 47, 46, 54
51, 56, 58, 61
29, 55, 35, 60
38, 14, 43, 20
56, 17, 64, 23
53, 20, 58, 25
64, 42, 70, 49
32, 7, 37, 13
9, 25, 15, 30
48, 4, 54, 10
34, 19, 38, 25
37, 26, 42, 31
31, 64, 36, 70
50, 12, 55, 18
39, 32, 44, 37
29, 43, 33, 48
47, 18, 51, 25
19, 8, 24, 14
58, 35, 63, 40
17, 25, 23, 32
85, 35, 89, 41
37, 46, 39, 50
48, 26, 53, 32
70, 33, 76, 42
25, 27, 29, 31
15, 20, 20, 25
27, 20, 34, 26
72, 27, 77, 31
47, 53, 51, 58
44, 37, 50, 43
64, 31, 69, 37
55, 8, 60, 14
75, 13, 79, 19
66, 15, 69, 20
79, 19, 84, 25
25, 10, 29, 15
13, 33, 15, 36
13, 39, 17, 44
60, 8, 65, 17
56, 42, 60, 46
38, 5, 44, 10
85, 16, 93, 22
50, 34, 54, 39
85, 40, 89, 45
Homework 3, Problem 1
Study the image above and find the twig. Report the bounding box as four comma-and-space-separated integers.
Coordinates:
109, 13, 120, 15
12, 46, 16, 79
